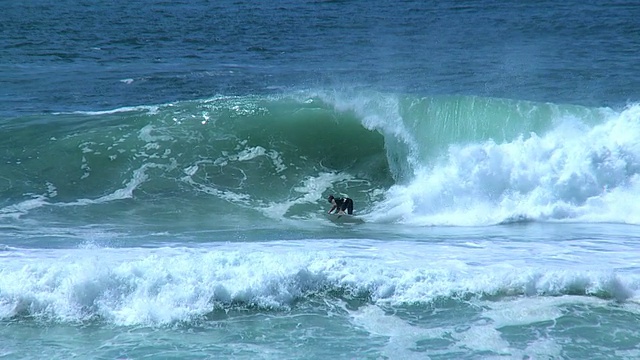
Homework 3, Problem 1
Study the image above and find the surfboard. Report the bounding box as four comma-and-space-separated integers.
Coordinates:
325, 213, 365, 224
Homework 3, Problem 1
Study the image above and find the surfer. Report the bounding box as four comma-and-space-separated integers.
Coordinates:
327, 195, 354, 215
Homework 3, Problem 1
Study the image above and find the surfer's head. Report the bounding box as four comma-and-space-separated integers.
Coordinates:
327, 195, 334, 203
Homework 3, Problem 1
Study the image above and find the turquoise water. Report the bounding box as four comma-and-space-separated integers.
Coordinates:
2, 1, 640, 359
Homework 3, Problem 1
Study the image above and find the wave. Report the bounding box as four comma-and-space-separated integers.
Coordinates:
0, 91, 638, 226
368, 98, 640, 225
0, 246, 637, 326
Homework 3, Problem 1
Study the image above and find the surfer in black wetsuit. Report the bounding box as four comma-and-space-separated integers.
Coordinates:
327, 195, 354, 215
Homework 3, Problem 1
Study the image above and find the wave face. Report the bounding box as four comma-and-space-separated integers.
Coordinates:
1, 91, 639, 226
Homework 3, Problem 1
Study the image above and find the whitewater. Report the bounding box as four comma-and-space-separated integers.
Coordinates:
2, 92, 640, 359
2, 0, 640, 359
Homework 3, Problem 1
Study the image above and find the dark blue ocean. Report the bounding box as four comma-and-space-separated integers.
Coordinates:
2, 1, 640, 359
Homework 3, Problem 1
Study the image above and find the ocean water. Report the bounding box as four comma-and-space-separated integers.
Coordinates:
2, 1, 640, 359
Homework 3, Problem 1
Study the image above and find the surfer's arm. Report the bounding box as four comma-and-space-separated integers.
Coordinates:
328, 205, 337, 214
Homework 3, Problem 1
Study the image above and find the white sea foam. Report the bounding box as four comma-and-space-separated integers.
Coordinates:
0, 195, 50, 219
348, 301, 564, 359
310, 91, 640, 226
58, 105, 160, 116
0, 239, 637, 326
58, 163, 163, 206
262, 172, 351, 219
367, 103, 640, 226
